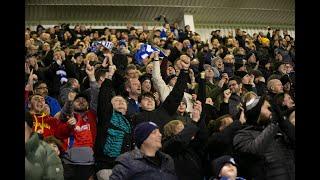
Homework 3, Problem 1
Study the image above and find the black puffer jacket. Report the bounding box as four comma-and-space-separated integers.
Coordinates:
233, 121, 295, 180
110, 149, 178, 180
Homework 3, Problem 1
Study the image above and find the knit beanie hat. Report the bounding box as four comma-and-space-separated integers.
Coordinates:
245, 96, 266, 125
213, 155, 238, 178
134, 122, 159, 148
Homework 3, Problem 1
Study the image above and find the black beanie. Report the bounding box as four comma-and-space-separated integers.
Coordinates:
244, 96, 266, 125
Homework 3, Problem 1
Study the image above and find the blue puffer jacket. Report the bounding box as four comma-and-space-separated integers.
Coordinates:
110, 149, 178, 180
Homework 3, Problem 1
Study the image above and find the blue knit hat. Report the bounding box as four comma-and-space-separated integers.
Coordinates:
134, 122, 159, 148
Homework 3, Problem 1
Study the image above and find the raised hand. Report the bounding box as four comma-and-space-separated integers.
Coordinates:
205, 97, 214, 106
223, 89, 232, 103
180, 55, 190, 70
192, 100, 202, 122
85, 63, 94, 75
67, 117, 77, 126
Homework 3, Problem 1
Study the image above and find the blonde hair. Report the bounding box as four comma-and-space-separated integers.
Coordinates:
85, 52, 98, 62
163, 120, 183, 138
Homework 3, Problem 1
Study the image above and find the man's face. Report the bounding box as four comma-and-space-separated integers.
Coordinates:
224, 55, 234, 64
76, 56, 83, 65
278, 64, 287, 74
93, 32, 99, 39
241, 74, 251, 85
128, 79, 141, 96
153, 37, 161, 46
177, 102, 187, 113
271, 80, 283, 93
141, 79, 152, 93
258, 100, 272, 124
176, 42, 183, 51
228, 80, 240, 94
34, 83, 48, 97
111, 96, 128, 115
183, 40, 191, 48
166, 66, 176, 76
42, 43, 50, 52
227, 38, 233, 46
283, 93, 295, 109
143, 129, 162, 150
212, 39, 220, 49
214, 59, 224, 70
205, 67, 215, 79
140, 96, 155, 111
219, 163, 237, 179
30, 95, 46, 114
54, 52, 62, 61
73, 97, 89, 112
126, 69, 137, 79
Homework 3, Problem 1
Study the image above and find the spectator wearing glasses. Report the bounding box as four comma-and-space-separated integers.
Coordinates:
225, 77, 242, 118
33, 81, 61, 117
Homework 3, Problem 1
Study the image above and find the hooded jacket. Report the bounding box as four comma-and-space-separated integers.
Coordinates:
25, 133, 64, 180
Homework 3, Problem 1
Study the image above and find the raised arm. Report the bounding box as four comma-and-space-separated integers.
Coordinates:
85, 63, 99, 113
151, 52, 171, 102
160, 57, 189, 116
59, 91, 76, 122
97, 65, 116, 126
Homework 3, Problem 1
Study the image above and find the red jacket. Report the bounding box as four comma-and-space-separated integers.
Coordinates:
55, 110, 97, 151
32, 113, 59, 138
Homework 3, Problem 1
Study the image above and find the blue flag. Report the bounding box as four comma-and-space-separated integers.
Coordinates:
134, 44, 166, 65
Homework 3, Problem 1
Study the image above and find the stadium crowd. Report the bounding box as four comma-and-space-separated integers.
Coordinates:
25, 15, 295, 180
